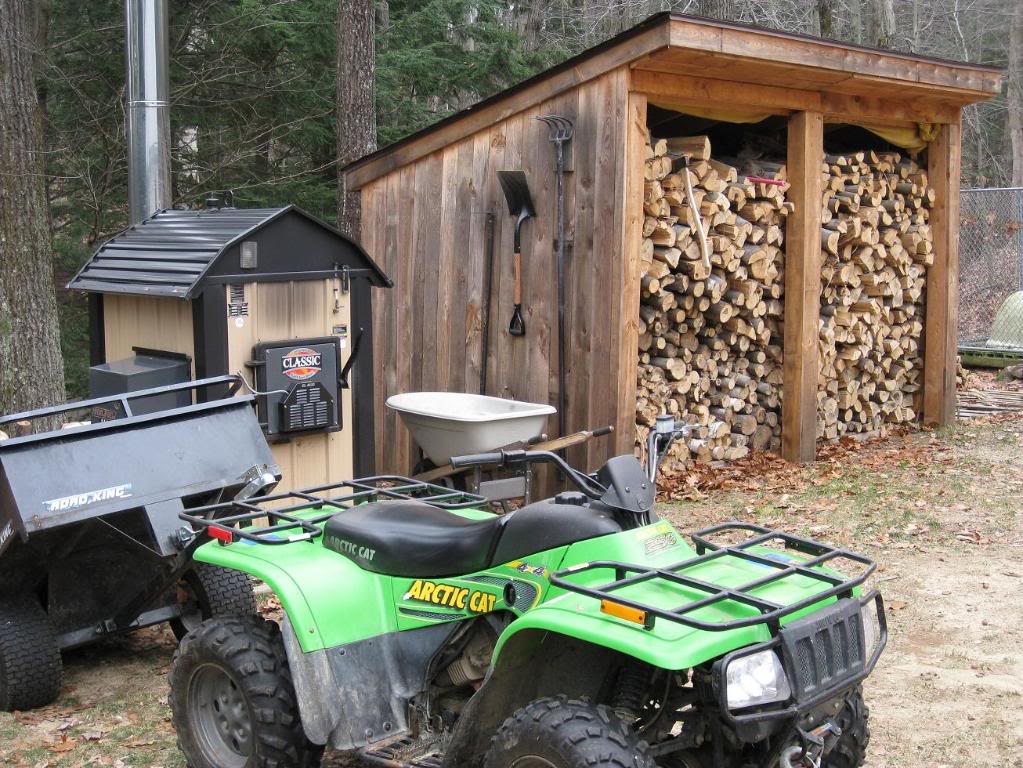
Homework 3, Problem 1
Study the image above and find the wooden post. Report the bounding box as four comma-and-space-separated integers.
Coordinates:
924, 119, 962, 425
613, 88, 648, 456
782, 110, 824, 463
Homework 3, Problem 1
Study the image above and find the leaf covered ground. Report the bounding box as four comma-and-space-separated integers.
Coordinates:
2, 416, 1022, 767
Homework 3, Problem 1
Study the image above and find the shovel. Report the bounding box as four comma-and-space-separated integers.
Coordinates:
497, 170, 535, 337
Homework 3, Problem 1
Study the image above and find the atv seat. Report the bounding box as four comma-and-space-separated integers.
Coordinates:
322, 499, 620, 578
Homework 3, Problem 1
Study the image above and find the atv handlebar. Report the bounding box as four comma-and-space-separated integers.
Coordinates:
449, 451, 507, 469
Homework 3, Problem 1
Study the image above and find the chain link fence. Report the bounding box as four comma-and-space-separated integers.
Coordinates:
958, 188, 1023, 353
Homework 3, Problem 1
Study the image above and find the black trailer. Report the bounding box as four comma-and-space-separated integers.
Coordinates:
0, 377, 279, 711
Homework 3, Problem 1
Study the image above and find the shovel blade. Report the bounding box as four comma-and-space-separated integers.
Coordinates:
497, 171, 535, 218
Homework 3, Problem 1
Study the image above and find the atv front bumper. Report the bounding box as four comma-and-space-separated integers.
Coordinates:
714, 593, 887, 740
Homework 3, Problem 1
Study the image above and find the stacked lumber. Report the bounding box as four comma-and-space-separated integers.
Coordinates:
635, 135, 791, 469
817, 151, 934, 439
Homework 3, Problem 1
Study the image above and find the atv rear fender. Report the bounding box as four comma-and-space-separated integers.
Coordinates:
193, 539, 394, 652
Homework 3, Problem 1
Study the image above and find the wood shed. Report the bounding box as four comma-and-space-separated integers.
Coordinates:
344, 12, 1002, 476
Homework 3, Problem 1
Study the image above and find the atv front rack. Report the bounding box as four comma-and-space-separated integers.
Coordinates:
179, 476, 488, 545
549, 523, 875, 633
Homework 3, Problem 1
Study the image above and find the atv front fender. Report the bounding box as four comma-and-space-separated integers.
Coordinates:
492, 600, 771, 672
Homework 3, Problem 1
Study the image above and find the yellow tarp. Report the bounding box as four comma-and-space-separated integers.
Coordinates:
650, 98, 937, 151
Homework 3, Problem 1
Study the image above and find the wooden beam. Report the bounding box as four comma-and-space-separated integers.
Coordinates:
629, 69, 817, 115
782, 110, 824, 463
821, 91, 961, 127
613, 88, 648, 455
923, 118, 962, 425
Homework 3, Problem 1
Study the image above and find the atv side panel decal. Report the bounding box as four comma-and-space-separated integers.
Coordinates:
404, 580, 497, 613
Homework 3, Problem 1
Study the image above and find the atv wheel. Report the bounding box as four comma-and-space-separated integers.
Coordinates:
485, 696, 656, 768
170, 563, 257, 641
169, 616, 322, 768
658, 751, 709, 768
0, 597, 63, 711
822, 687, 869, 768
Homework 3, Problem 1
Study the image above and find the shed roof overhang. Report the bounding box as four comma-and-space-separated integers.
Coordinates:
344, 12, 1002, 191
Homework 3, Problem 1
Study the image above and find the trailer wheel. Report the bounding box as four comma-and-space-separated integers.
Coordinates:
169, 616, 322, 768
0, 597, 63, 712
171, 564, 257, 641
485, 695, 656, 768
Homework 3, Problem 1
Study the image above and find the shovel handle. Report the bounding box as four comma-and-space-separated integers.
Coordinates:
513, 250, 522, 305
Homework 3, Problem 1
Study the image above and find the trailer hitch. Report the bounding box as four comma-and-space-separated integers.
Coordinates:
779, 722, 842, 768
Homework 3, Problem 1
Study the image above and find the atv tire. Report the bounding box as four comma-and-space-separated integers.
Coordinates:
822, 687, 869, 768
658, 751, 709, 768
169, 616, 322, 768
170, 563, 257, 641
0, 597, 62, 711
485, 696, 656, 768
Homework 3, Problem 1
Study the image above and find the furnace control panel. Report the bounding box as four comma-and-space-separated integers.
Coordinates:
252, 338, 342, 438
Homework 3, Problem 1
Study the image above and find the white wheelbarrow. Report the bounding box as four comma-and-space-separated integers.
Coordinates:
386, 392, 555, 465
386, 392, 556, 504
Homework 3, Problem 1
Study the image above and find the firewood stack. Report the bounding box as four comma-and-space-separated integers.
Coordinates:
817, 151, 934, 439
635, 135, 791, 469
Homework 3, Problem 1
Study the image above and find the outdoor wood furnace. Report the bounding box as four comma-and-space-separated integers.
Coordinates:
68, 204, 392, 486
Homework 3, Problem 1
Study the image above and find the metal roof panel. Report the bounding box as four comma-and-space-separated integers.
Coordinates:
68, 205, 391, 297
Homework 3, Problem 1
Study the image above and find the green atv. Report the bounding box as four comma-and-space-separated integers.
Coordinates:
169, 418, 886, 768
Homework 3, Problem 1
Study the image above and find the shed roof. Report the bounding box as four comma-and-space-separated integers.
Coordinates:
68, 205, 391, 299
344, 12, 1003, 190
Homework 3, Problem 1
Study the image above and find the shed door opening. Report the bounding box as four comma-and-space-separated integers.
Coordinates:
636, 109, 789, 471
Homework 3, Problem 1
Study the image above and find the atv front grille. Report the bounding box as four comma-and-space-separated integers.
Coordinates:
779, 598, 866, 699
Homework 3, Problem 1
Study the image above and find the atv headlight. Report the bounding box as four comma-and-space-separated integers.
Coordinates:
861, 600, 882, 658
725, 650, 791, 710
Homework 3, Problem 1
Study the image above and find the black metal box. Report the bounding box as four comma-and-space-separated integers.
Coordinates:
88, 354, 191, 415
252, 338, 342, 438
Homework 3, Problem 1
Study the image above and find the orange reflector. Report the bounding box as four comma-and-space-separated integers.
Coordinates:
600, 600, 652, 629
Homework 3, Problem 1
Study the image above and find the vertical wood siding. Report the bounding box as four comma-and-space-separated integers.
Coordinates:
364, 69, 631, 476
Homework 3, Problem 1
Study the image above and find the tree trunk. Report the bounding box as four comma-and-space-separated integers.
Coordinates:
870, 0, 896, 49
0, 0, 66, 414
817, 0, 838, 39
1010, 1, 1023, 186
694, 0, 737, 22
336, 0, 376, 240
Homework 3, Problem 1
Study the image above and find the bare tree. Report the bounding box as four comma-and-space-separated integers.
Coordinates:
695, 0, 736, 20
0, 0, 66, 413
817, 0, 838, 38
336, 0, 377, 239
871, 0, 897, 48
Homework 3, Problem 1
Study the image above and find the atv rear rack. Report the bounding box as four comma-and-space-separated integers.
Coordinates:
549, 522, 875, 633
179, 476, 489, 545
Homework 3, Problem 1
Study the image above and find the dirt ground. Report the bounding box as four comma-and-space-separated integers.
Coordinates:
2, 411, 1022, 768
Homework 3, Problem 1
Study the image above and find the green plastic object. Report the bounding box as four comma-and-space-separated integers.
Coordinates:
195, 515, 846, 665
988, 291, 1023, 348
959, 290, 1023, 368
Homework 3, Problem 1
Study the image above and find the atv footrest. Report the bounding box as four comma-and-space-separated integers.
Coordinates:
361, 736, 444, 768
